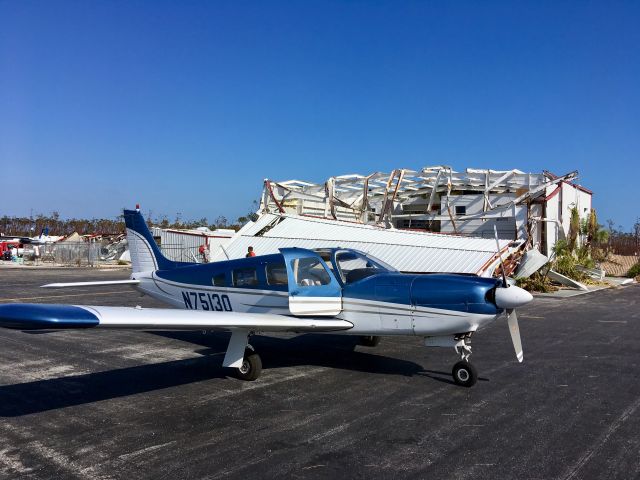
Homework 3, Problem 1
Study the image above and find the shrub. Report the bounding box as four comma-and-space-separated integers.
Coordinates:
575, 245, 596, 269
553, 252, 589, 282
627, 263, 640, 278
553, 239, 570, 257
516, 273, 558, 293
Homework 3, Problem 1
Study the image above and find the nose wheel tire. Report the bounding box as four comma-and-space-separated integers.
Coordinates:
452, 361, 477, 387
236, 348, 262, 381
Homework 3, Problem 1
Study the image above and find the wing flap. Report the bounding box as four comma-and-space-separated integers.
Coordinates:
0, 303, 353, 333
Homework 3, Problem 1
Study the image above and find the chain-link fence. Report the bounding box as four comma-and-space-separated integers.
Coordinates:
8, 238, 211, 267
17, 241, 124, 267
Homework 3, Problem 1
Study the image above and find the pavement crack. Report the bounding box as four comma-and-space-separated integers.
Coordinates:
560, 394, 640, 480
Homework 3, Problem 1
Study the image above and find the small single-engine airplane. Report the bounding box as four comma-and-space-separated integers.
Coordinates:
0, 207, 533, 387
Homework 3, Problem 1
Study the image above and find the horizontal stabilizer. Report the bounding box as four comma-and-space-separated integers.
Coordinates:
0, 304, 353, 332
42, 280, 141, 289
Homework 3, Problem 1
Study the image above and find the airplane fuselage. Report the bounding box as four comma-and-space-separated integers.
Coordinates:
131, 249, 504, 337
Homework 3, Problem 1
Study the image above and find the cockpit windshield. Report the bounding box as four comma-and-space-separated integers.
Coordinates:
334, 250, 395, 284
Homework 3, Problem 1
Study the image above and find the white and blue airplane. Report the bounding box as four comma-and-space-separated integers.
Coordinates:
0, 207, 533, 387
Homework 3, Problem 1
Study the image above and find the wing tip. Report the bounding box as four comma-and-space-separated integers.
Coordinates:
0, 304, 99, 330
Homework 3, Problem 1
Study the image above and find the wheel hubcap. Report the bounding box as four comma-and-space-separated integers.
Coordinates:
240, 360, 250, 374
457, 369, 470, 382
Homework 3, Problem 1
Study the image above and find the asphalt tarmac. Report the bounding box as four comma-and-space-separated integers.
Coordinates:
0, 268, 638, 479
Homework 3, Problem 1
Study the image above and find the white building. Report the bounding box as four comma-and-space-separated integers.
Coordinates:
157, 227, 236, 263
540, 178, 593, 255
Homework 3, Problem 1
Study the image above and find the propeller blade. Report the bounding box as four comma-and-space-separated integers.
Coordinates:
507, 308, 523, 363
493, 225, 508, 287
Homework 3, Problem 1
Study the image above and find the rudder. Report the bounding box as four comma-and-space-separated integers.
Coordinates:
123, 207, 182, 272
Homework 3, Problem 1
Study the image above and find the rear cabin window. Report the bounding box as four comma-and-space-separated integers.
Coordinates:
212, 273, 226, 287
233, 268, 258, 287
266, 263, 288, 286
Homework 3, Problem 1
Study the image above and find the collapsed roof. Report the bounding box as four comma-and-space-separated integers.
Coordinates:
260, 166, 578, 226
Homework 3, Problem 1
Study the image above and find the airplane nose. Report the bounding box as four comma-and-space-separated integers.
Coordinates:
494, 285, 533, 309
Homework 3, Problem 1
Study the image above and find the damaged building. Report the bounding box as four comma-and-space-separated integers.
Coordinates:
209, 166, 593, 279
256, 166, 592, 258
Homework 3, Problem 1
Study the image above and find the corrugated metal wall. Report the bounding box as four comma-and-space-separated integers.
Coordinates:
159, 230, 234, 263
212, 214, 510, 275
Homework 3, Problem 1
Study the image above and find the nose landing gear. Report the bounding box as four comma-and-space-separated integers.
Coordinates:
424, 333, 479, 387
453, 339, 477, 387
452, 360, 477, 387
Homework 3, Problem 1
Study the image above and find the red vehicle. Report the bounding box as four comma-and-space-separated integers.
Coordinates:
0, 240, 22, 260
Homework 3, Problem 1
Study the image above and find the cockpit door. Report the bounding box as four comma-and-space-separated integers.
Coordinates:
280, 248, 342, 316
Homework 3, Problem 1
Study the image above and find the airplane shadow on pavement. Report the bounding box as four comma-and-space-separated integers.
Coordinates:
160, 331, 449, 379
161, 331, 489, 385
0, 332, 435, 417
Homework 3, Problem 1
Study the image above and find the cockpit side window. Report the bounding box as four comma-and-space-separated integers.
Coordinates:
336, 251, 389, 284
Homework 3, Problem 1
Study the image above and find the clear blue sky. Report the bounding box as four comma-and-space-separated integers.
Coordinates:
1, 1, 638, 229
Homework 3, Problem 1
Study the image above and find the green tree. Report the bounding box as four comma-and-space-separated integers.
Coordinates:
567, 206, 580, 252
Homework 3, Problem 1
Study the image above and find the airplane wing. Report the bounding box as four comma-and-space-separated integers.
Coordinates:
0, 303, 353, 333
42, 280, 141, 288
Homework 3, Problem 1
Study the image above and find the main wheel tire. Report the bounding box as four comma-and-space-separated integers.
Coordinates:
236, 348, 262, 381
360, 335, 381, 347
452, 360, 477, 387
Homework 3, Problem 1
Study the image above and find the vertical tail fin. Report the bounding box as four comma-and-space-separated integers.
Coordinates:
123, 208, 180, 272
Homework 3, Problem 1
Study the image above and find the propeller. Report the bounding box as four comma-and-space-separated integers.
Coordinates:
493, 225, 508, 288
506, 309, 523, 363
493, 225, 530, 363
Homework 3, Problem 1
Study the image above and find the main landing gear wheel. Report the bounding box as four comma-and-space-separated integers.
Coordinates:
360, 336, 381, 347
236, 347, 262, 381
452, 361, 477, 388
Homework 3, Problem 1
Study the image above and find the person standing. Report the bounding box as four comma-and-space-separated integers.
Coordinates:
198, 244, 209, 263
246, 246, 255, 258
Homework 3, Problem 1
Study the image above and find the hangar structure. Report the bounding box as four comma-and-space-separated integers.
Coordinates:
257, 166, 592, 258
210, 212, 512, 276
152, 226, 235, 263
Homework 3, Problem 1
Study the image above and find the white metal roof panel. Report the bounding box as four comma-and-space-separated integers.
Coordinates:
212, 236, 494, 274
214, 214, 508, 274
242, 214, 505, 251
